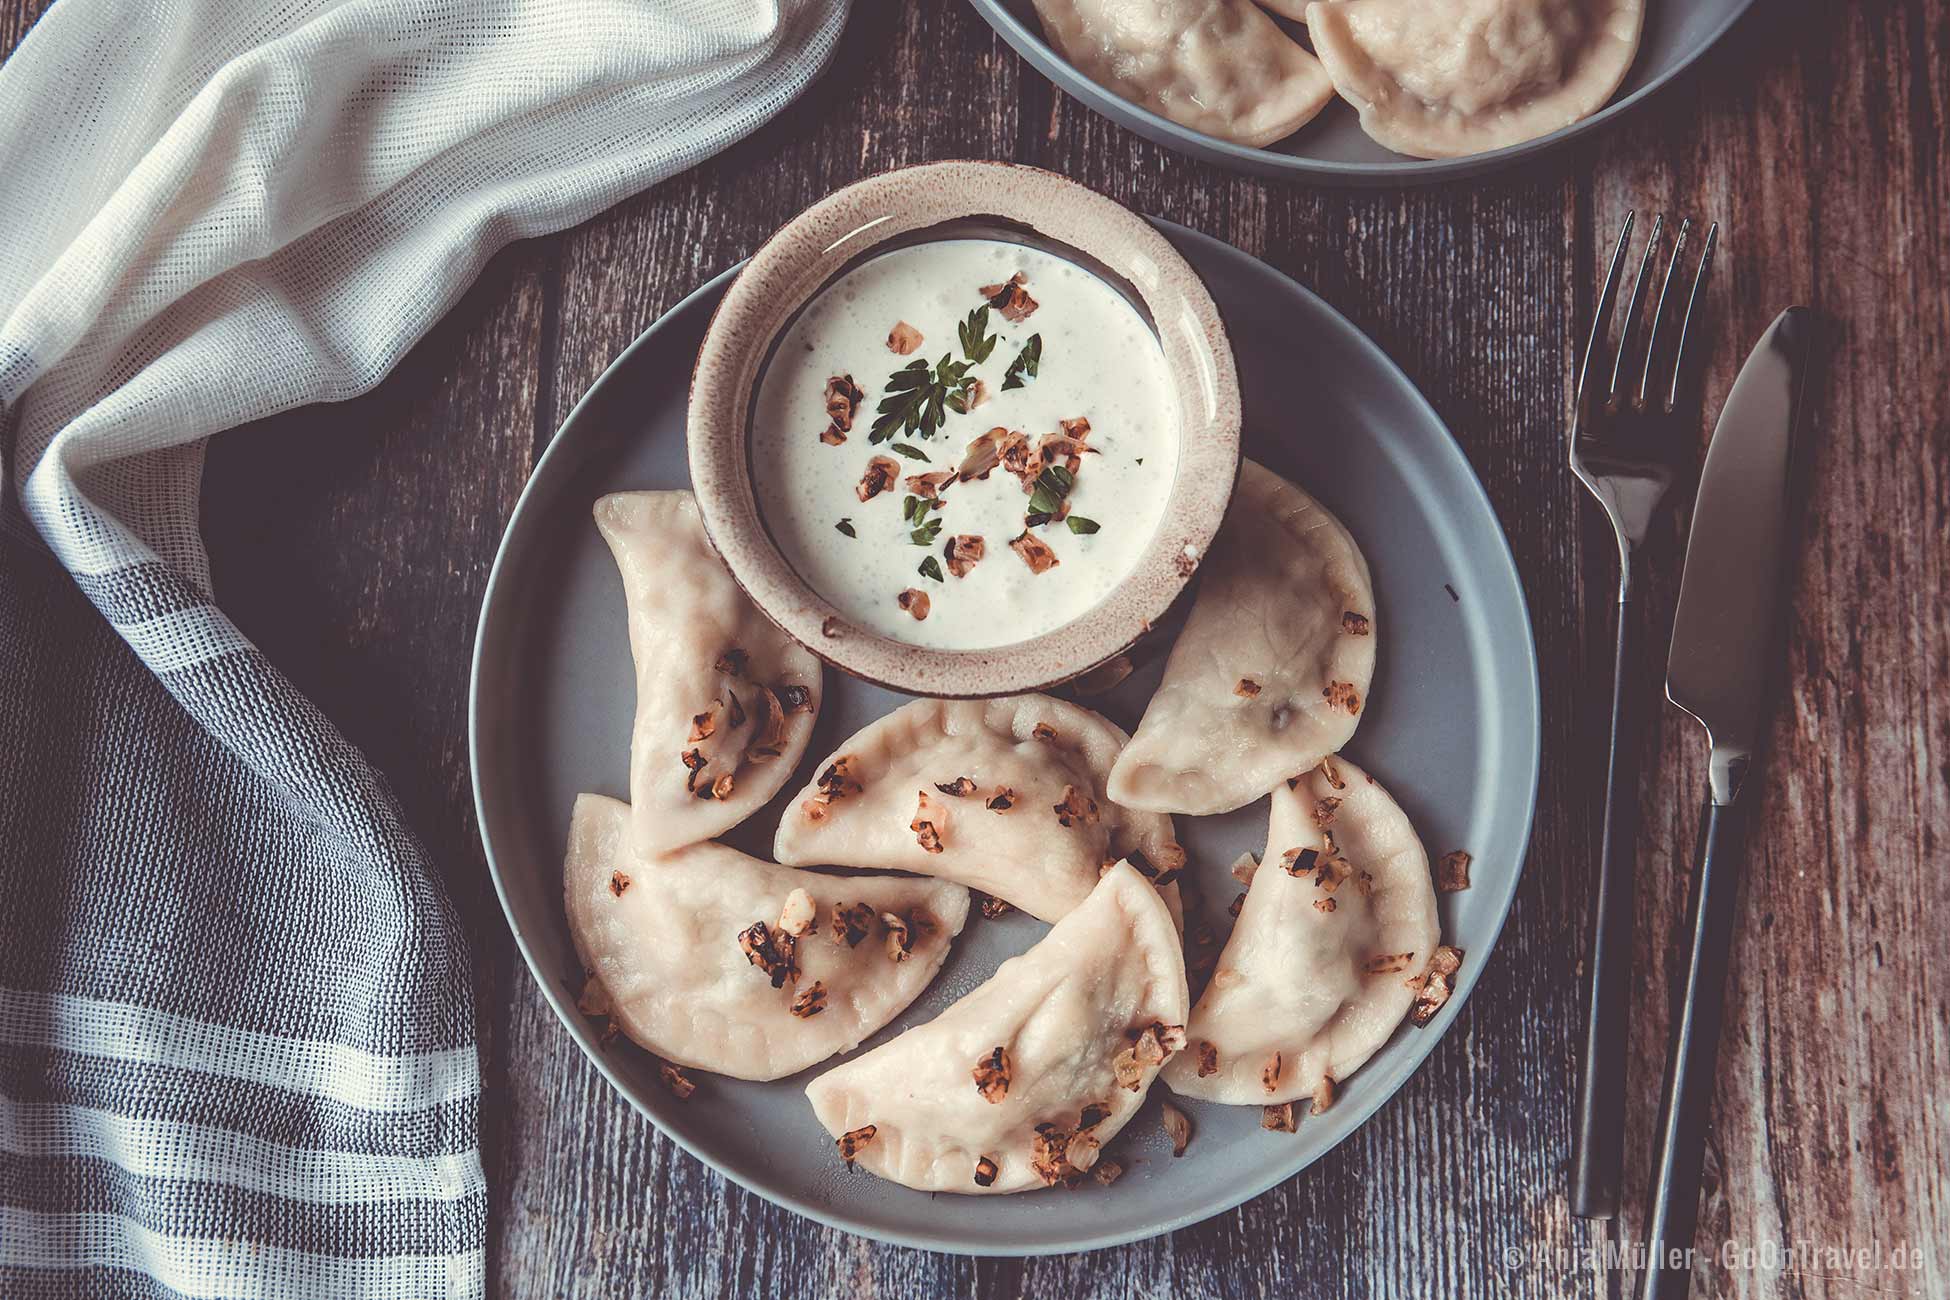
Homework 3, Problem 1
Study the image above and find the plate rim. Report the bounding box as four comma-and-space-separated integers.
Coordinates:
469, 220, 1543, 1255
965, 0, 1757, 184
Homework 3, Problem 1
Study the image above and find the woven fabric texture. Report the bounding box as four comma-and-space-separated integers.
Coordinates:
0, 1, 845, 1295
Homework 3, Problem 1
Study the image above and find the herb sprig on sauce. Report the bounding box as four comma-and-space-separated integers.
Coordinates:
1024, 463, 1073, 527
1000, 334, 1042, 391
957, 306, 999, 365
869, 354, 978, 444
903, 495, 945, 546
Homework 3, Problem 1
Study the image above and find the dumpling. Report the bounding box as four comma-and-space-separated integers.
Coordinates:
564, 793, 969, 1082
1108, 459, 1375, 816
1306, 0, 1644, 158
1161, 758, 1439, 1106
1028, 0, 1335, 148
773, 694, 1185, 923
595, 490, 822, 857
806, 862, 1188, 1193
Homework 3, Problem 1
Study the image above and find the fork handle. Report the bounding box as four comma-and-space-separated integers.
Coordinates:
1571, 594, 1643, 1219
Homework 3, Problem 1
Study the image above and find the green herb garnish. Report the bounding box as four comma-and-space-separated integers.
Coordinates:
1066, 515, 1100, 535
868, 359, 933, 444
1000, 334, 1042, 391
957, 306, 998, 364
892, 443, 930, 461
835, 518, 856, 538
918, 555, 945, 582
1026, 463, 1074, 518
911, 517, 944, 546
870, 354, 978, 443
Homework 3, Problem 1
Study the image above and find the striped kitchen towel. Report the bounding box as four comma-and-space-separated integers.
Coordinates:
0, 0, 846, 1295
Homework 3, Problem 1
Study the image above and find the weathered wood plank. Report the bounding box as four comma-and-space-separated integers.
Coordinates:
1584, 4, 1950, 1297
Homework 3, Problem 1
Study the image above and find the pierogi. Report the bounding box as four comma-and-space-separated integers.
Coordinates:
594, 490, 822, 858
1109, 459, 1376, 816
1028, 0, 1335, 148
564, 794, 969, 1082
1161, 758, 1439, 1107
774, 694, 1186, 923
1307, 0, 1645, 158
805, 863, 1189, 1193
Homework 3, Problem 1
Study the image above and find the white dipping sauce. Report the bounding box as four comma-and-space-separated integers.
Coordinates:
750, 239, 1180, 650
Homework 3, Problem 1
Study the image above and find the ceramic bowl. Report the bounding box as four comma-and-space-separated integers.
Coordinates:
686, 160, 1240, 697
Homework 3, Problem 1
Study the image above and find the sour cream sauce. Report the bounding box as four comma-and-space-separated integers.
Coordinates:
750, 239, 1180, 650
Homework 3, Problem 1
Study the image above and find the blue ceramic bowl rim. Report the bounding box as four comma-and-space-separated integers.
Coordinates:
967, 0, 1757, 185
468, 221, 1543, 1255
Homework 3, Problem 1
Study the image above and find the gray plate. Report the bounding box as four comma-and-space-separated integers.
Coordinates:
968, 0, 1754, 184
470, 221, 1542, 1255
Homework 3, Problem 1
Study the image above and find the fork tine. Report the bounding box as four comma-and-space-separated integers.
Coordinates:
1606, 213, 1665, 403
1638, 217, 1693, 408
1663, 221, 1719, 413
1574, 211, 1636, 430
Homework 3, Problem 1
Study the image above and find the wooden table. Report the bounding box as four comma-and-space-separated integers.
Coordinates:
7, 1, 1943, 1295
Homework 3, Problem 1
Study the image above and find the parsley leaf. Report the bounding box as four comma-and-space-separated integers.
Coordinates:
868, 359, 936, 443
957, 306, 998, 365
835, 518, 856, 538
1066, 515, 1100, 535
1026, 464, 1074, 518
919, 555, 945, 582
1000, 334, 1042, 391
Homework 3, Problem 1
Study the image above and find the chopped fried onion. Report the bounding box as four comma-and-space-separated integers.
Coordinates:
880, 911, 914, 962
1408, 945, 1464, 1026
790, 981, 828, 1019
838, 1124, 878, 1162
1161, 1101, 1193, 1157
777, 887, 817, 937
828, 901, 873, 948
972, 1046, 1012, 1103
1009, 529, 1060, 574
910, 790, 946, 854
737, 921, 797, 989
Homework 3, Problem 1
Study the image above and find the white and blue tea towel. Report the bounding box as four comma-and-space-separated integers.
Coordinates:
0, 1, 845, 1295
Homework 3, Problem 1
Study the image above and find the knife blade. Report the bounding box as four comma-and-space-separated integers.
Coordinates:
1640, 305, 1813, 1300
1666, 305, 1813, 805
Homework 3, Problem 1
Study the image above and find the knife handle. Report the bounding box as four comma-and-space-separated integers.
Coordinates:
1571, 596, 1643, 1219
1640, 794, 1746, 1300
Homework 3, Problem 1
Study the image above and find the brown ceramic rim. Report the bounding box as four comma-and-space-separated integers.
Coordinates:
687, 160, 1241, 698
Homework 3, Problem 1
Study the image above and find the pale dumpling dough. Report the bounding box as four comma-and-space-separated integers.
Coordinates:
1161, 758, 1439, 1105
774, 694, 1186, 923
1029, 0, 1335, 148
594, 490, 822, 858
806, 863, 1189, 1193
1306, 0, 1645, 158
1109, 459, 1376, 816
565, 794, 969, 1082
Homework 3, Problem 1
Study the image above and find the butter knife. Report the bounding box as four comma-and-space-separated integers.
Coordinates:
1641, 307, 1813, 1300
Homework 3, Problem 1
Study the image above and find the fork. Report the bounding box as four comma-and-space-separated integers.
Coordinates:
1568, 211, 1718, 1221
